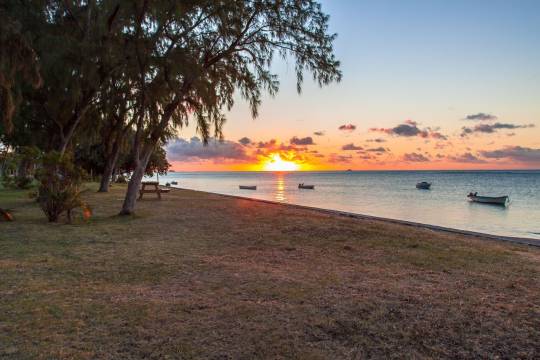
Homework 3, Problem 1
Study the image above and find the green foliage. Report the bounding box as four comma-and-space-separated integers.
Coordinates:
119, 0, 342, 147
3, 1, 341, 213
12, 175, 32, 189
0, 9, 42, 134
1, 146, 40, 189
35, 152, 89, 222
122, 145, 171, 177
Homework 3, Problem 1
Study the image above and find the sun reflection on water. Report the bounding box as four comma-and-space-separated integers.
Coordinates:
274, 172, 286, 202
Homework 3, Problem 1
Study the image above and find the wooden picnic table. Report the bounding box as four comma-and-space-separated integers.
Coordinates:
138, 181, 171, 200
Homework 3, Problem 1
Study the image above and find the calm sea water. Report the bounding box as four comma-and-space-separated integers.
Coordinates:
151, 171, 540, 239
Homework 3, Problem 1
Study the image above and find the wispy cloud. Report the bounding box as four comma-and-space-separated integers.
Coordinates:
366, 138, 386, 143
328, 153, 353, 163
341, 143, 363, 151
290, 136, 315, 145
168, 137, 252, 162
338, 124, 356, 132
256, 139, 277, 148
480, 146, 540, 164
371, 121, 447, 140
402, 152, 430, 162
461, 123, 534, 137
464, 113, 498, 121
447, 152, 486, 163
365, 147, 387, 153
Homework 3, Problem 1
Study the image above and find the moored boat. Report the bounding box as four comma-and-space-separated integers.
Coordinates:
239, 185, 257, 190
467, 192, 509, 206
171, 181, 178, 185
298, 183, 315, 189
416, 181, 431, 190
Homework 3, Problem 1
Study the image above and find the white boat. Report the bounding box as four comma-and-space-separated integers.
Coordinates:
239, 185, 257, 190
416, 181, 431, 190
298, 183, 315, 189
467, 192, 509, 206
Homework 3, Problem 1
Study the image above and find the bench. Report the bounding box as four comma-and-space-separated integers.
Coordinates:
138, 181, 171, 200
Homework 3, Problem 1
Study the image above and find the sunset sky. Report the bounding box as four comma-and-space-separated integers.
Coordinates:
167, 0, 540, 171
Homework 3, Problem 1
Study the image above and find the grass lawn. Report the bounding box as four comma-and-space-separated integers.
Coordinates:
1, 184, 539, 359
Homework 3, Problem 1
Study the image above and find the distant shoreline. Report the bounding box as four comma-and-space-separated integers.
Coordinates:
168, 186, 540, 248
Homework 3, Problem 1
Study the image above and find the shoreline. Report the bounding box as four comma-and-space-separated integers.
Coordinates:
169, 186, 540, 248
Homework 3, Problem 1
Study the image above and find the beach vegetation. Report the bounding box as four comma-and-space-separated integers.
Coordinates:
35, 152, 89, 223
0, 1, 341, 216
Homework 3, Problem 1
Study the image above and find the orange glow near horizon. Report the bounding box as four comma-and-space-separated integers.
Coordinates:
262, 153, 300, 172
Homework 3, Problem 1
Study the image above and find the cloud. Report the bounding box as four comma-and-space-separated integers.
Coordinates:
290, 136, 315, 146
366, 138, 386, 143
402, 152, 430, 162
448, 152, 486, 163
313, 131, 325, 136
358, 154, 375, 160
342, 143, 363, 151
338, 124, 356, 132
238, 137, 251, 146
480, 146, 540, 164
461, 123, 534, 136
256, 139, 277, 148
464, 113, 498, 121
371, 121, 447, 140
328, 153, 353, 163
365, 147, 387, 153
167, 137, 252, 162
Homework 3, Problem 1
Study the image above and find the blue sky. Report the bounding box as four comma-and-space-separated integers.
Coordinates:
171, 1, 540, 170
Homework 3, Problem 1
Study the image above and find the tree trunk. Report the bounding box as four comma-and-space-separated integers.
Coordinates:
16, 158, 28, 178
98, 142, 120, 192
119, 147, 153, 215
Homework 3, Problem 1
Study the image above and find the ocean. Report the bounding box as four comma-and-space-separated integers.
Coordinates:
152, 170, 540, 240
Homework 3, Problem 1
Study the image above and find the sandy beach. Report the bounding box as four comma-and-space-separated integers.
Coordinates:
1, 184, 539, 358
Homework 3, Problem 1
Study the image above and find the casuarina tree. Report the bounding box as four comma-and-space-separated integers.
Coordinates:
117, 0, 342, 215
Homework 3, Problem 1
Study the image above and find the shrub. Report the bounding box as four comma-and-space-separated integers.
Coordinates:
1, 175, 16, 189
1, 147, 40, 189
35, 152, 90, 223
15, 176, 33, 189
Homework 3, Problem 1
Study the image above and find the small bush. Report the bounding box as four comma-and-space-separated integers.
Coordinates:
15, 176, 33, 189
35, 152, 90, 223
1, 175, 16, 189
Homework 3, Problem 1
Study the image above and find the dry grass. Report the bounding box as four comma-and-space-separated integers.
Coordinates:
1, 184, 539, 359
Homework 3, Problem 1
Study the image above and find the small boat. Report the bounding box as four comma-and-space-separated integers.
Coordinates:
239, 185, 257, 190
298, 183, 315, 189
171, 181, 178, 185
165, 182, 171, 187
416, 181, 431, 190
467, 192, 509, 206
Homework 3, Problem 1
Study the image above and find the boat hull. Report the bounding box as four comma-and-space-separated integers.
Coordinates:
239, 186, 257, 190
468, 195, 509, 206
298, 185, 315, 189
416, 182, 431, 189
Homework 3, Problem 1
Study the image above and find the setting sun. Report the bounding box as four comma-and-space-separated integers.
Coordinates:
262, 153, 300, 172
